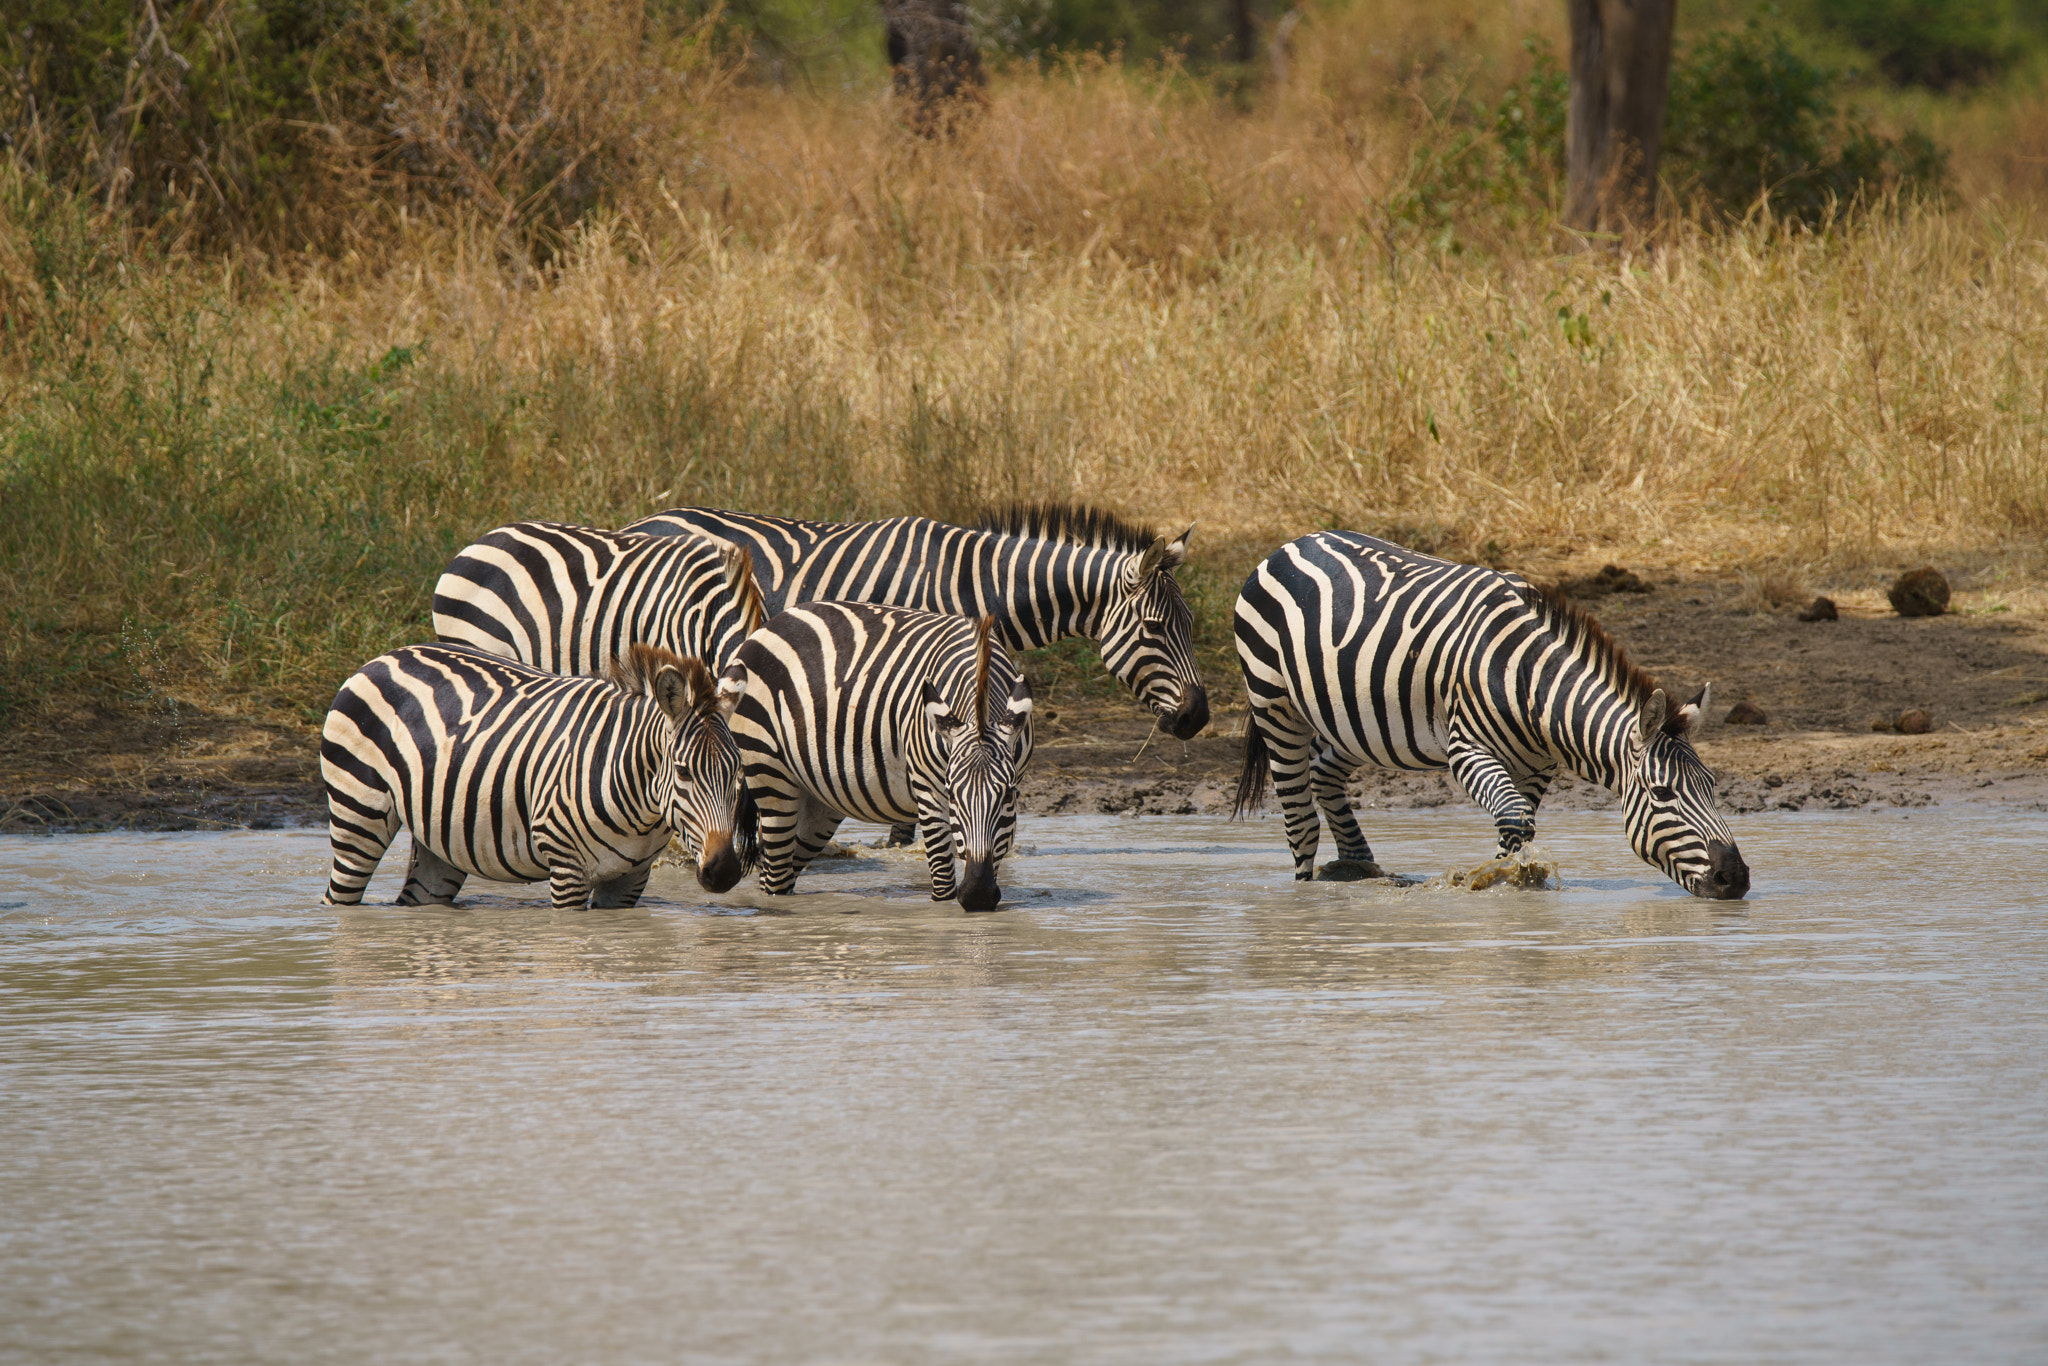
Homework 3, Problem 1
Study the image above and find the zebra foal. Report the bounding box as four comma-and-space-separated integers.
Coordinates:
321, 642, 753, 910
1233, 532, 1749, 899
733, 605, 1032, 911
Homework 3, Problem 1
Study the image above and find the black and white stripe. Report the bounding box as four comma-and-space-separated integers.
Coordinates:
626, 503, 1208, 739
732, 605, 1032, 911
431, 520, 764, 678
1232, 532, 1749, 898
321, 642, 753, 909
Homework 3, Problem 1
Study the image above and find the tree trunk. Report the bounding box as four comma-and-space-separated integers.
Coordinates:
1566, 0, 1677, 232
883, 0, 984, 132
1232, 0, 1256, 64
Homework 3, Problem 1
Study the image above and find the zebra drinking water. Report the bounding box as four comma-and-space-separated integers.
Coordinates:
1232, 532, 1749, 899
431, 520, 765, 678
733, 605, 1032, 911
624, 502, 1208, 740
321, 642, 753, 909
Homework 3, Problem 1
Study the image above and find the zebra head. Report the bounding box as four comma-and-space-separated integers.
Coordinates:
920, 616, 1033, 912
630, 648, 755, 894
1096, 525, 1210, 741
1621, 684, 1750, 900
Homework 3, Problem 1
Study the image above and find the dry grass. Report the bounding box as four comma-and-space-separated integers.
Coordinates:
4, 15, 2047, 725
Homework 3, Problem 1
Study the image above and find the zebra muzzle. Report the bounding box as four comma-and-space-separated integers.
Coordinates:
957, 857, 1002, 912
697, 837, 743, 894
1700, 840, 1750, 901
1162, 682, 1210, 740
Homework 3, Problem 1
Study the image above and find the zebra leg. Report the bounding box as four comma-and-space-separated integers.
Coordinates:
589, 862, 655, 910
396, 841, 469, 906
323, 786, 400, 906
915, 802, 958, 901
885, 822, 918, 848
1256, 703, 1324, 881
1309, 749, 1382, 880
785, 804, 845, 880
1447, 744, 1537, 856
752, 783, 806, 895
547, 864, 596, 912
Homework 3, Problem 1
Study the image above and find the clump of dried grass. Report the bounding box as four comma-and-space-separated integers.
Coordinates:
1733, 568, 1815, 615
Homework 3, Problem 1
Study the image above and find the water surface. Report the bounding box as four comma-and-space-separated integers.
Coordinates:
3, 810, 2045, 1363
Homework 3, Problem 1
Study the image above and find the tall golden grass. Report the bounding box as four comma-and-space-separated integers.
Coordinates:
3, 10, 2046, 721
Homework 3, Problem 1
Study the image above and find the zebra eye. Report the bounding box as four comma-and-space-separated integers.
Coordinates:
1652, 785, 1678, 802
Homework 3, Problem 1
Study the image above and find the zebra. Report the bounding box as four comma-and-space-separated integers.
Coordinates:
624, 502, 1209, 741
431, 520, 766, 679
321, 642, 754, 910
1232, 532, 1750, 899
732, 605, 1032, 911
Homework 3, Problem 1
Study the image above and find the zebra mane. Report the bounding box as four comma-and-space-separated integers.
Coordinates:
607, 643, 721, 718
972, 614, 994, 732
974, 501, 1157, 553
722, 544, 768, 637
1525, 584, 1673, 724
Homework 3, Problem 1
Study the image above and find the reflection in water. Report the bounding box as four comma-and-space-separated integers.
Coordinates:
2, 813, 2045, 1364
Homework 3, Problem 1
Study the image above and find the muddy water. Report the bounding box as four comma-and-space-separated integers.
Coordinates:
3, 810, 2045, 1364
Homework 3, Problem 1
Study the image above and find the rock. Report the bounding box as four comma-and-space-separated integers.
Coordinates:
1316, 858, 1386, 881
1764, 773, 1784, 788
1895, 709, 1934, 735
1888, 567, 1950, 617
1796, 596, 1838, 622
1558, 564, 1650, 599
1724, 700, 1769, 725
1870, 715, 1896, 732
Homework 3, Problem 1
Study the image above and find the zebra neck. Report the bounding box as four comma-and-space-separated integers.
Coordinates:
930, 533, 1119, 648
1544, 690, 1637, 794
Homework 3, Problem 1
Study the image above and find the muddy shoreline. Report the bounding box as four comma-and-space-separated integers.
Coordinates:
5, 570, 2045, 833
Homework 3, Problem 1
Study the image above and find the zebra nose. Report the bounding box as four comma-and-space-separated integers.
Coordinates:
1701, 840, 1750, 900
697, 839, 743, 894
958, 858, 1002, 912
1163, 683, 1210, 740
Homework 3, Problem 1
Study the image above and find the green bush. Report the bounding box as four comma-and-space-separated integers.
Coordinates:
1663, 25, 1947, 223
1817, 0, 2022, 89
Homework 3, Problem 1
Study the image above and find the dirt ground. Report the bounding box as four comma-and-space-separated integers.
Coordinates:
4, 566, 2046, 836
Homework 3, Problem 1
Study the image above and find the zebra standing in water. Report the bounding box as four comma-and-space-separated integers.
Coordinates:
733, 606, 1032, 911
431, 520, 766, 679
1233, 532, 1749, 899
321, 642, 753, 909
625, 503, 1209, 740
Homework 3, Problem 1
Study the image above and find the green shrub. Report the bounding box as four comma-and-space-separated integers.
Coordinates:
1817, 0, 2022, 89
1663, 25, 1947, 223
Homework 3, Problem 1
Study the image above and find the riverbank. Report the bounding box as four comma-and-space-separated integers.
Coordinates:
5, 562, 2043, 833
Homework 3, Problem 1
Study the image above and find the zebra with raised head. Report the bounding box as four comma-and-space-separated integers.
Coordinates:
1232, 532, 1750, 898
321, 642, 754, 909
624, 502, 1209, 741
733, 606, 1032, 911
431, 520, 766, 679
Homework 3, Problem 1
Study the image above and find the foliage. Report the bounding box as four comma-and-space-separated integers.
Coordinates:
1664, 25, 1949, 222
1815, 0, 2023, 89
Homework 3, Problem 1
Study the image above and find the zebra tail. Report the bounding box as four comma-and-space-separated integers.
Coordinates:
1231, 708, 1270, 819
733, 780, 761, 873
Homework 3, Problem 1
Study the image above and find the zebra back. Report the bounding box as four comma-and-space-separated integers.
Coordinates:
626, 502, 1208, 739
432, 520, 762, 678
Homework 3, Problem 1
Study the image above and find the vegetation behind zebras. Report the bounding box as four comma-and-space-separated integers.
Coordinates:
3, 1, 2046, 727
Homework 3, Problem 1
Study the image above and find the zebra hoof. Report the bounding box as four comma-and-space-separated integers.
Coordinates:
1316, 859, 1386, 882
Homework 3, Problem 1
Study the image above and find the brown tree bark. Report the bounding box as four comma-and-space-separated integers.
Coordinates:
1566, 0, 1677, 232
883, 0, 985, 132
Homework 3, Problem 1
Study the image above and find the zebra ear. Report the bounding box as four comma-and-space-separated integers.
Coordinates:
1638, 688, 1670, 746
716, 662, 748, 718
1000, 675, 1033, 737
922, 679, 961, 732
1672, 683, 1710, 734
654, 665, 691, 723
